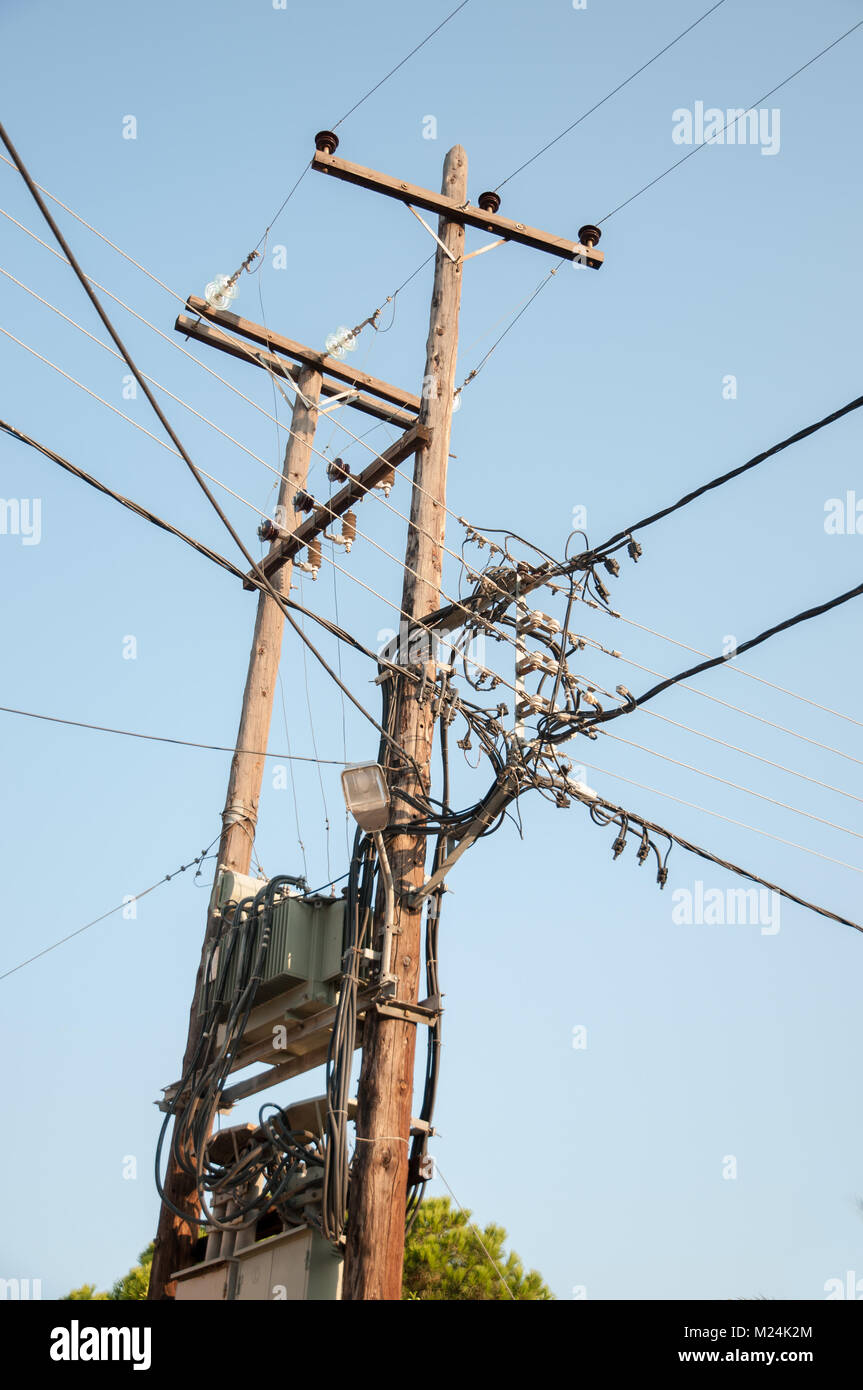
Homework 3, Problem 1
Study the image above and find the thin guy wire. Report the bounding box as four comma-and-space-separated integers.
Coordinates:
598, 729, 863, 845
492, 0, 729, 191
11, 318, 854, 752
0, 262, 287, 474
613, 611, 863, 731
331, 1, 473, 129
576, 761, 863, 877
0, 838, 219, 981
0, 704, 348, 764
598, 18, 863, 224
434, 1165, 517, 1300
639, 707, 863, 810
0, 210, 307, 444
577, 632, 863, 802
0, 325, 275, 517
8, 320, 856, 758
582, 633, 863, 772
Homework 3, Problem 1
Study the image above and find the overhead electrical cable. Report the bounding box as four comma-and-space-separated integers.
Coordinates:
492, 0, 729, 191
331, 1, 473, 130
580, 630, 863, 772
609, 610, 863, 731
0, 122, 428, 780
598, 728, 863, 844
577, 761, 863, 880
588, 393, 863, 557
578, 792, 862, 934
0, 839, 220, 981
0, 420, 432, 741
638, 708, 863, 809
584, 581, 863, 729
0, 703, 348, 765
226, 0, 474, 274
0, 263, 291, 475
598, 18, 863, 223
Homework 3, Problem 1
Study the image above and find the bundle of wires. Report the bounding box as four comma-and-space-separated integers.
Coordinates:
322, 827, 377, 1243
155, 876, 327, 1235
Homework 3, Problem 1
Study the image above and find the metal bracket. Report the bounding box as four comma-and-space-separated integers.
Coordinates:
371, 995, 442, 1027
462, 237, 507, 262
407, 204, 459, 263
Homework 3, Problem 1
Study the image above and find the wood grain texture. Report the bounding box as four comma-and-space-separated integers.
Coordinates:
312, 148, 603, 266
343, 147, 468, 1302
148, 368, 322, 1299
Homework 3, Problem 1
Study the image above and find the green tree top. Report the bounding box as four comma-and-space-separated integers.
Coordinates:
402, 1197, 553, 1300
63, 1243, 153, 1301
63, 1202, 553, 1301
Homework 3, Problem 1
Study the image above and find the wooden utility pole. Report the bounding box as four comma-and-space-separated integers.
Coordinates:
155, 130, 599, 1301
343, 145, 468, 1301
149, 365, 322, 1299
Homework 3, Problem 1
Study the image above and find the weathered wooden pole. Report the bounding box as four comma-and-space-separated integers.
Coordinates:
149, 365, 322, 1298
343, 145, 467, 1301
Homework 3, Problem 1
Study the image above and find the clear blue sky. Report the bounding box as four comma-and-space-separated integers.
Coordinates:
2, 0, 862, 1300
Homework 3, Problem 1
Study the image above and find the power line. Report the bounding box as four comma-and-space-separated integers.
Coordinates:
0, 262, 288, 476
0, 838, 220, 981
589, 393, 863, 556
585, 580, 863, 730
581, 631, 863, 807
577, 759, 863, 879
0, 324, 280, 519
599, 17, 863, 224
610, 611, 863, 732
0, 418, 248, 582
0, 420, 429, 732
0, 703, 348, 765
492, 0, 729, 191
0, 149, 186, 303
331, 1, 473, 130
0, 204, 303, 445
232, 0, 475, 268
441, 18, 863, 410
581, 630, 863, 772
582, 793, 862, 935
598, 727, 863, 845
639, 707, 863, 810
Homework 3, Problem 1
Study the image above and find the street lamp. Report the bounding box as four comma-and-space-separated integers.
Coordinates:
340, 762, 390, 832
340, 763, 396, 989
